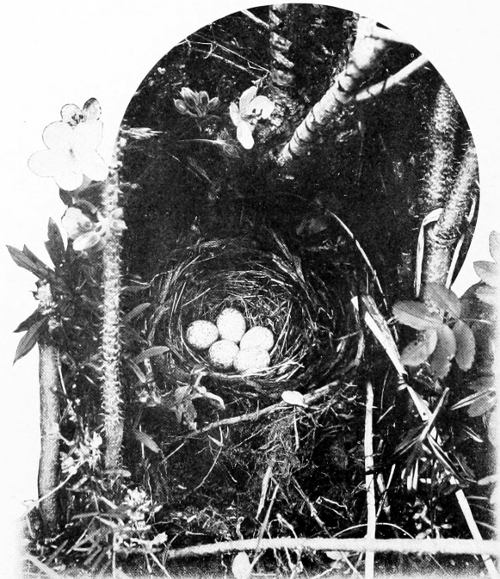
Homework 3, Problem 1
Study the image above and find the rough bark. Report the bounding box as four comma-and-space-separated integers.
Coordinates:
423, 141, 478, 289
421, 83, 460, 213
38, 340, 61, 535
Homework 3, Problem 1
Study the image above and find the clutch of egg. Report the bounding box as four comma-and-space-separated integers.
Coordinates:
185, 309, 274, 374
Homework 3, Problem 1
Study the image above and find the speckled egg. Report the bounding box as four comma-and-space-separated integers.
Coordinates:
216, 308, 247, 343
185, 320, 219, 351
234, 347, 270, 373
240, 326, 274, 352
208, 339, 240, 370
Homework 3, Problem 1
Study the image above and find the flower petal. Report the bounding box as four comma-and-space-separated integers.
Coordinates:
73, 119, 103, 151
82, 98, 102, 121
42, 121, 74, 150
62, 207, 94, 239
180, 87, 197, 108
199, 91, 209, 107
229, 102, 241, 127
74, 147, 108, 182
54, 170, 84, 191
174, 99, 188, 114
28, 149, 72, 177
239, 86, 258, 114
73, 231, 101, 252
236, 122, 255, 150
250, 95, 275, 119
60, 104, 84, 126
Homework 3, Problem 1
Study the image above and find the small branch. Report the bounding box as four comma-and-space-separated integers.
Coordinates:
241, 9, 270, 30
177, 383, 337, 440
163, 537, 500, 560
364, 381, 376, 579
278, 17, 388, 165
355, 55, 429, 102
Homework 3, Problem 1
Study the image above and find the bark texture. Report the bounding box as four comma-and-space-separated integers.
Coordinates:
38, 340, 61, 534
101, 138, 126, 472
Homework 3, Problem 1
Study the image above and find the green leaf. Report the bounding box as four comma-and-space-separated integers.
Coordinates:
392, 301, 443, 330
123, 302, 151, 323
134, 346, 170, 364
467, 393, 496, 417
22, 246, 51, 276
489, 231, 500, 263
133, 429, 160, 453
423, 283, 461, 319
400, 329, 438, 367
45, 218, 65, 267
429, 324, 456, 379
473, 261, 499, 287
7, 245, 46, 278
452, 320, 476, 371
14, 309, 42, 333
14, 318, 47, 363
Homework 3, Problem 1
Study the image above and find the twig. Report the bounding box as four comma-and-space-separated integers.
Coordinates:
241, 9, 270, 30
163, 537, 500, 560
355, 55, 429, 102
176, 383, 336, 440
364, 381, 376, 579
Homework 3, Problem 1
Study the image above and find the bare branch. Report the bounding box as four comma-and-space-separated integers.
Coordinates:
278, 17, 388, 165
355, 55, 429, 102
163, 537, 500, 560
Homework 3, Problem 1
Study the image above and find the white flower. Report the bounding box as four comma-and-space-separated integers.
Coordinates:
229, 86, 274, 150
28, 99, 108, 191
62, 206, 126, 252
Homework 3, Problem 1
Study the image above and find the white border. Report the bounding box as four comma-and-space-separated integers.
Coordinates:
1, 1, 498, 575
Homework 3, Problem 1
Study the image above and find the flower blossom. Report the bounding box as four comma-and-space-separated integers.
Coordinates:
29, 98, 108, 191
62, 206, 126, 252
229, 86, 274, 150
173, 87, 219, 119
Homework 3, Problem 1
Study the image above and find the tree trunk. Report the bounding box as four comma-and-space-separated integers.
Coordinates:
38, 340, 60, 535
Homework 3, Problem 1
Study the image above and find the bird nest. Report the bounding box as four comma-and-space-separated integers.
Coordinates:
147, 227, 368, 400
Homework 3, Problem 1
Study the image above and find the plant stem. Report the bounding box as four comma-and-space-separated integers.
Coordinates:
278, 17, 387, 165
364, 381, 376, 579
355, 55, 429, 102
163, 537, 500, 560
421, 83, 460, 213
38, 339, 61, 535
423, 141, 478, 288
100, 136, 126, 472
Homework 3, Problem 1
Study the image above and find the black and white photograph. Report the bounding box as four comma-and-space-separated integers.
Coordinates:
1, 1, 499, 577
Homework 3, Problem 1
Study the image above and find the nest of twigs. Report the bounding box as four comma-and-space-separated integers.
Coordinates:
148, 228, 366, 400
